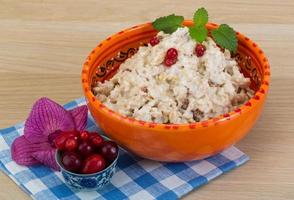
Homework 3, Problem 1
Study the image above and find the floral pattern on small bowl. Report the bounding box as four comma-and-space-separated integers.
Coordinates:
61, 163, 116, 190
56, 150, 118, 191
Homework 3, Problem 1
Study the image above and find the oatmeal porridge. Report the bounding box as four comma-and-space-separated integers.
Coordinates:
93, 27, 254, 124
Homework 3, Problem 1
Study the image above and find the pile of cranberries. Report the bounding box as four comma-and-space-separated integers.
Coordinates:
54, 131, 118, 174
149, 36, 207, 67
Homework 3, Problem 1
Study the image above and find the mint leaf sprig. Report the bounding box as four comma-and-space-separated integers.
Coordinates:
211, 24, 237, 53
151, 8, 238, 52
189, 8, 208, 43
152, 14, 184, 34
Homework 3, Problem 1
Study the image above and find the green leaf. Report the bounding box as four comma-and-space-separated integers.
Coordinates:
152, 14, 184, 34
193, 7, 208, 27
189, 25, 208, 43
211, 24, 237, 52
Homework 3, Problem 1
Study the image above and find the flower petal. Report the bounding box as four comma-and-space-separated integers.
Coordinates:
69, 105, 88, 131
11, 135, 51, 166
32, 149, 60, 171
24, 97, 75, 143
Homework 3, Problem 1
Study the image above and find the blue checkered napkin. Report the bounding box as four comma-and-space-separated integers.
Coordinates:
0, 97, 249, 200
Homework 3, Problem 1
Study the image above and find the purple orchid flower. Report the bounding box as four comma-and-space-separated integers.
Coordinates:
11, 98, 88, 171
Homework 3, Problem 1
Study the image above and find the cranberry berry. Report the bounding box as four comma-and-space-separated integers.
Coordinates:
82, 154, 106, 174
195, 44, 206, 57
61, 152, 82, 172
78, 142, 93, 157
54, 131, 79, 150
166, 48, 178, 59
80, 131, 90, 141
90, 134, 104, 148
64, 137, 78, 151
164, 48, 178, 67
164, 58, 176, 67
100, 141, 119, 163
150, 36, 160, 46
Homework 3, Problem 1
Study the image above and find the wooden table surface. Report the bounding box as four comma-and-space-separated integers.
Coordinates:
1, 0, 294, 199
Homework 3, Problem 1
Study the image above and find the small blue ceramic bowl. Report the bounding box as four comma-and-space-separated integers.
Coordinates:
55, 149, 119, 191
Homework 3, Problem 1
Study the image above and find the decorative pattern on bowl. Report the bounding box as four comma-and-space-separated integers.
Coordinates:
56, 150, 118, 191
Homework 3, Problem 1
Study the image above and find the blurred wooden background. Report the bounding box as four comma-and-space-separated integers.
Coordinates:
0, 0, 294, 199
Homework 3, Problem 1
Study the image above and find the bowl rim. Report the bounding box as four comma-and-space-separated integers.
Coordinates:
55, 145, 119, 177
81, 20, 270, 130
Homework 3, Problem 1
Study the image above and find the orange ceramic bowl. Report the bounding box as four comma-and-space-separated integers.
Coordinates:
81, 21, 270, 162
